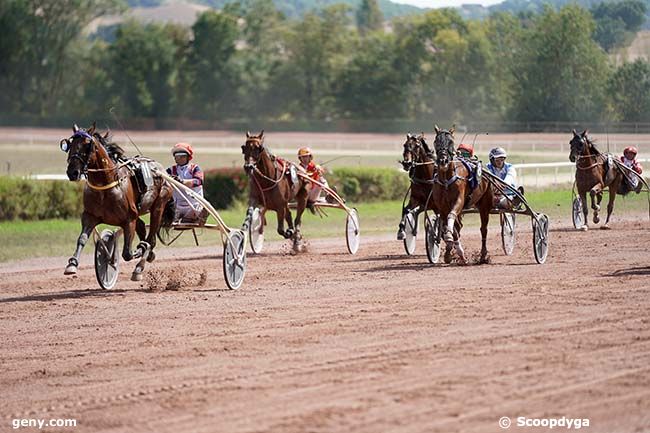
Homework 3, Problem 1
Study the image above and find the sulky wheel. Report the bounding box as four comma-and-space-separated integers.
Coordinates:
572, 197, 584, 229
345, 208, 360, 255
500, 212, 516, 256
94, 229, 120, 290
249, 207, 265, 254
403, 212, 417, 255
223, 230, 246, 290
532, 213, 549, 264
425, 213, 442, 264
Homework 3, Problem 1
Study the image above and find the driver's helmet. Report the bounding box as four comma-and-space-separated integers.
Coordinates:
624, 146, 638, 158
458, 143, 474, 158
489, 147, 507, 164
298, 147, 312, 157
172, 142, 194, 160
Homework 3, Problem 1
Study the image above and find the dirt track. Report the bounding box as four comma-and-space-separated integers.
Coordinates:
1, 220, 649, 433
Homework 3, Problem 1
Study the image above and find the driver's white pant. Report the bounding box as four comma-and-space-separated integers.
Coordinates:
308, 178, 329, 202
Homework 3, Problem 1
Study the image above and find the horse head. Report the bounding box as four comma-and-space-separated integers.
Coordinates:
569, 129, 592, 162
61, 122, 99, 181
433, 125, 456, 166
242, 130, 265, 175
400, 133, 420, 171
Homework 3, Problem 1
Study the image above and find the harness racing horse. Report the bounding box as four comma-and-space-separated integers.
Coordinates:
397, 133, 436, 240
241, 131, 309, 251
432, 125, 494, 264
569, 129, 623, 230
62, 122, 174, 281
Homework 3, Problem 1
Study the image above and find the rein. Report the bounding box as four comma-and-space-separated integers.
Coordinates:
575, 153, 603, 171
434, 160, 469, 189
246, 142, 287, 208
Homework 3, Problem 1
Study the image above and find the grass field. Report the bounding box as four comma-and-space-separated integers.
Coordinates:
2, 187, 648, 263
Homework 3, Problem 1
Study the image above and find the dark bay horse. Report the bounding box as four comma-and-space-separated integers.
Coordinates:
569, 129, 623, 230
432, 125, 493, 264
241, 131, 309, 250
397, 133, 436, 240
62, 123, 174, 281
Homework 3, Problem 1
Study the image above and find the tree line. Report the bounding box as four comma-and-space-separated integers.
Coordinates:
1, 0, 650, 129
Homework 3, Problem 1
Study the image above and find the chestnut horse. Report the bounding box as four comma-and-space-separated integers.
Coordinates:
397, 133, 437, 240
569, 129, 623, 230
62, 123, 174, 281
432, 125, 493, 264
241, 131, 309, 249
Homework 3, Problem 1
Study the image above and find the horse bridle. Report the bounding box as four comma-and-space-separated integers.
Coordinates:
402, 135, 436, 184
62, 130, 125, 190
571, 135, 604, 170
433, 130, 470, 189
62, 130, 96, 177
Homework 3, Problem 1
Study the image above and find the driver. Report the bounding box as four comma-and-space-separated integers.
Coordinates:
621, 146, 643, 194
486, 147, 523, 209
297, 147, 336, 206
166, 142, 207, 223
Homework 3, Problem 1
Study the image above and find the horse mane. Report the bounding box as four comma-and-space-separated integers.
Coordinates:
95, 131, 127, 162
584, 135, 601, 155
418, 134, 434, 157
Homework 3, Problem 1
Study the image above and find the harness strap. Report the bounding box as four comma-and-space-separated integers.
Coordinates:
87, 179, 120, 191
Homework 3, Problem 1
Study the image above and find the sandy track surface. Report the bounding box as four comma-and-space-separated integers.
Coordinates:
1, 221, 649, 433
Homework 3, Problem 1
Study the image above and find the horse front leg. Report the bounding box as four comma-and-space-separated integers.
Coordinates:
64, 212, 100, 275
478, 205, 490, 264
398, 199, 420, 240
602, 183, 619, 229
579, 191, 589, 231
275, 207, 291, 239
589, 184, 603, 224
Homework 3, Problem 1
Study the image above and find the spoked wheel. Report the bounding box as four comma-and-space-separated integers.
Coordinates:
403, 212, 417, 255
572, 196, 584, 229
532, 213, 549, 264
500, 213, 516, 256
425, 213, 442, 264
157, 225, 183, 246
345, 208, 360, 255
249, 207, 264, 254
223, 230, 246, 290
94, 229, 120, 290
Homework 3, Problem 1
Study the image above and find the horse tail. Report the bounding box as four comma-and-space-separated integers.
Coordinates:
160, 197, 176, 230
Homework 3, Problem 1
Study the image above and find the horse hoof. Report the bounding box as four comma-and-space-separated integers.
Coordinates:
600, 225, 611, 230
397, 231, 405, 241
593, 215, 600, 224
580, 225, 588, 231
64, 266, 77, 275
131, 272, 143, 282
146, 251, 156, 263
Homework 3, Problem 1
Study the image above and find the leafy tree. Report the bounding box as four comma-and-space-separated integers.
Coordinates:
592, 0, 647, 51
607, 59, 650, 121
188, 10, 239, 118
107, 20, 188, 124
0, 0, 124, 116
335, 33, 406, 118
279, 5, 354, 118
509, 5, 610, 122
356, 0, 384, 35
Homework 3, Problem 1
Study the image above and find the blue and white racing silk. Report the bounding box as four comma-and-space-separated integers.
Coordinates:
486, 162, 517, 196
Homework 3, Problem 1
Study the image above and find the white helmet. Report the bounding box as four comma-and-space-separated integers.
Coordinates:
489, 147, 507, 163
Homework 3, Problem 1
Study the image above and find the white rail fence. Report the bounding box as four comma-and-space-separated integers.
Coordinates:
27, 159, 650, 188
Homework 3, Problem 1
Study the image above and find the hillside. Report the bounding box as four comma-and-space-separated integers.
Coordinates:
127, 0, 423, 19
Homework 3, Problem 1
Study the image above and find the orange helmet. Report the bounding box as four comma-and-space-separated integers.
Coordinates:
172, 142, 193, 160
458, 143, 474, 157
298, 147, 312, 157
624, 146, 638, 157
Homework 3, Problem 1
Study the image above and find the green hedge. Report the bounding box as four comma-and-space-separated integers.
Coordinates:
329, 167, 409, 202
202, 167, 249, 209
0, 167, 409, 220
0, 178, 84, 221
